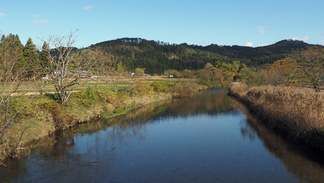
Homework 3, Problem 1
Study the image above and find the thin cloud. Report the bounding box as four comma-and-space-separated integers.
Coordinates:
292, 36, 309, 42
83, 5, 94, 11
33, 14, 49, 25
197, 40, 206, 45
34, 18, 50, 25
245, 42, 253, 47
33, 14, 42, 18
0, 13, 6, 18
257, 26, 266, 34
318, 40, 324, 45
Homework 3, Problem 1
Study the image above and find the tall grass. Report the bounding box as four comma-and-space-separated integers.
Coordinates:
229, 82, 324, 143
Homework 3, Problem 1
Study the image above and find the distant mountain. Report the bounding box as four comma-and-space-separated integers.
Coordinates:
87, 38, 317, 74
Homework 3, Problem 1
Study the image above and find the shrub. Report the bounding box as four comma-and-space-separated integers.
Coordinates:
151, 82, 172, 92
131, 83, 155, 96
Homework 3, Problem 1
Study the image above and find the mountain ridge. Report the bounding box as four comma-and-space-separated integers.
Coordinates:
85, 38, 320, 74
89, 38, 312, 51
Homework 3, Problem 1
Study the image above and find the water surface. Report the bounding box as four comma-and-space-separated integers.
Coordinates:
1, 89, 324, 182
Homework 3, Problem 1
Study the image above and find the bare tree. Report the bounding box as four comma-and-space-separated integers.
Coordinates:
44, 30, 94, 106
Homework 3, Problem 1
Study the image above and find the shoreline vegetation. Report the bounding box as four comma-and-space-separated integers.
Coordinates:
0, 79, 207, 163
228, 82, 324, 149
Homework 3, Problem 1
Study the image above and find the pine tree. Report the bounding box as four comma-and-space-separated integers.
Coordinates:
13, 34, 25, 65
39, 42, 50, 76
23, 37, 39, 79
1, 34, 25, 77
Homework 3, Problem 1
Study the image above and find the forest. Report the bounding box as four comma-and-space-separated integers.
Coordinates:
88, 37, 313, 74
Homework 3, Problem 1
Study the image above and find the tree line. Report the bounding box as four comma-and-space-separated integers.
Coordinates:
89, 38, 318, 74
1, 34, 319, 80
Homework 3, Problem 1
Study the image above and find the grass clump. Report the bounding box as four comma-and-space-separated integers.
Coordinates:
151, 81, 207, 97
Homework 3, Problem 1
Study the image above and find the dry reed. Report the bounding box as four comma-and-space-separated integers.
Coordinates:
229, 82, 324, 142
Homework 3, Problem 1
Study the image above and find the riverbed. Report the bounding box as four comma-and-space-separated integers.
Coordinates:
1, 89, 324, 182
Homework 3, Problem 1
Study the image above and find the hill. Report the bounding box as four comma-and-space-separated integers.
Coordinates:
87, 38, 316, 74
196, 39, 311, 65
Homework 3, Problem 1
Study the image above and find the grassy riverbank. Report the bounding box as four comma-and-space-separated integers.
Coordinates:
0, 80, 206, 163
228, 82, 324, 148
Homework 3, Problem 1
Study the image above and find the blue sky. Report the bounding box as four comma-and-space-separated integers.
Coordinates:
1, 0, 324, 48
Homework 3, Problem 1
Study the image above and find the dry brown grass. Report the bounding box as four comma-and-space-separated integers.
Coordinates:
229, 82, 324, 140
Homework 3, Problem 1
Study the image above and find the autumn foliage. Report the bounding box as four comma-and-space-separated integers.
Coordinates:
265, 46, 324, 91
265, 58, 301, 86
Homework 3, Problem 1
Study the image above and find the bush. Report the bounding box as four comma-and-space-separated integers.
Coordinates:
151, 82, 172, 92
131, 83, 155, 96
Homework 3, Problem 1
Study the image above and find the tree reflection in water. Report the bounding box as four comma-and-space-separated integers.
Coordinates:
105, 89, 235, 147
0, 89, 235, 182
233, 99, 324, 183
2, 89, 324, 182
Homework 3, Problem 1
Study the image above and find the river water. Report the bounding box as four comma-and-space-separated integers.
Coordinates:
1, 89, 324, 183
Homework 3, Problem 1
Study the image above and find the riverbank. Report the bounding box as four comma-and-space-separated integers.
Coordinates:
228, 82, 324, 149
0, 81, 207, 163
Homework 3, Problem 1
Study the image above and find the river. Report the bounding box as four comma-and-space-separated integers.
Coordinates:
1, 89, 324, 183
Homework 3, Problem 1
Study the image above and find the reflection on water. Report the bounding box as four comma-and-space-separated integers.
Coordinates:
1, 89, 324, 182
233, 99, 324, 183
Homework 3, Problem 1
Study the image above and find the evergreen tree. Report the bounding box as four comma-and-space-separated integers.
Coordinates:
13, 34, 25, 65
39, 42, 50, 75
1, 34, 25, 77
23, 38, 39, 79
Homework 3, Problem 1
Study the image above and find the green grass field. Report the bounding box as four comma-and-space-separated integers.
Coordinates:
0, 76, 197, 95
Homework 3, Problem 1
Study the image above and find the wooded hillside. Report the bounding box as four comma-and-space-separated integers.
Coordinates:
88, 38, 316, 74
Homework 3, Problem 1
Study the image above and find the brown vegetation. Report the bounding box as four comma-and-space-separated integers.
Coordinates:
265, 46, 324, 92
229, 82, 324, 146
